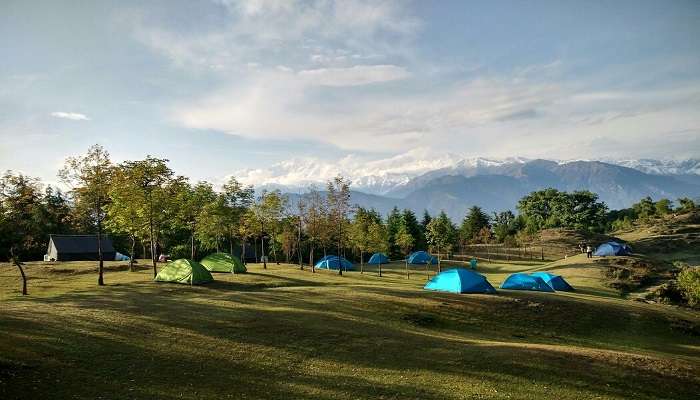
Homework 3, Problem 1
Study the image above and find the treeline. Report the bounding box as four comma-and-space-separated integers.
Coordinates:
2, 145, 698, 284
608, 196, 696, 231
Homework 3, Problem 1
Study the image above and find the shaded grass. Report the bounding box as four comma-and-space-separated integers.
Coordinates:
0, 260, 699, 399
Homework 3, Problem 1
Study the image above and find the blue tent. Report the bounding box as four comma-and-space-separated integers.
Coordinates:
407, 251, 438, 265
367, 253, 389, 265
315, 255, 354, 270
594, 241, 632, 257
500, 273, 555, 292
424, 268, 496, 294
530, 272, 574, 291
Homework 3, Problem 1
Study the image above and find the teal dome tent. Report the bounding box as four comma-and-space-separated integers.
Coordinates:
500, 273, 554, 292
424, 268, 496, 294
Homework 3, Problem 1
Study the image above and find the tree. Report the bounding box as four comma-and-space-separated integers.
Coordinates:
172, 180, 217, 260
492, 210, 520, 243
277, 216, 298, 264
401, 209, 425, 250
59, 144, 113, 286
326, 176, 351, 275
238, 209, 259, 266
386, 207, 403, 259
107, 157, 173, 277
366, 219, 389, 277
197, 194, 229, 252
253, 190, 287, 269
106, 164, 147, 272
0, 171, 46, 294
677, 197, 696, 212
655, 198, 673, 215
0, 171, 48, 261
420, 210, 432, 231
349, 207, 382, 274
222, 177, 254, 257
518, 188, 607, 232
459, 206, 491, 248
632, 197, 656, 220
302, 187, 327, 272
426, 211, 456, 272
395, 224, 415, 279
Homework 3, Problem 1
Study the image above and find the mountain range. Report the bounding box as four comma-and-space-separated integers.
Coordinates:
238, 155, 700, 219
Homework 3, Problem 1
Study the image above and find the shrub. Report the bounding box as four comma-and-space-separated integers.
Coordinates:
677, 267, 700, 307
169, 244, 190, 260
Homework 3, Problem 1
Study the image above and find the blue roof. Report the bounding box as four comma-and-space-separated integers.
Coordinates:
315, 255, 354, 270
367, 253, 389, 265
407, 251, 438, 265
424, 268, 496, 294
530, 272, 574, 291
500, 273, 555, 292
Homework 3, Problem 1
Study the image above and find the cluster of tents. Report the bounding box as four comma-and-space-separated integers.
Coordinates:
311, 250, 439, 271
153, 249, 576, 296
154, 252, 246, 285
424, 268, 574, 294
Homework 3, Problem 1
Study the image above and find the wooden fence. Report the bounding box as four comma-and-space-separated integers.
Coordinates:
436, 243, 582, 263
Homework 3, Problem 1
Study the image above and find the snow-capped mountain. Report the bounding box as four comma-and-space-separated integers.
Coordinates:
234, 148, 466, 195
607, 159, 700, 176
232, 152, 700, 216
235, 150, 533, 196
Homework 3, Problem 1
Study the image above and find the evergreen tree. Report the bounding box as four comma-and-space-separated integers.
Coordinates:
386, 206, 403, 259
401, 209, 425, 250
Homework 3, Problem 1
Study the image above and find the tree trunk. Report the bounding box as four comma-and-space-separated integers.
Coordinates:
298, 217, 303, 269
149, 198, 157, 278
241, 241, 247, 266
10, 248, 27, 295
437, 244, 441, 273
129, 234, 135, 272
254, 237, 258, 261
97, 213, 104, 286
310, 246, 315, 273
262, 235, 267, 269
272, 239, 279, 265
360, 250, 363, 274
190, 222, 196, 260
229, 233, 234, 256
405, 258, 409, 279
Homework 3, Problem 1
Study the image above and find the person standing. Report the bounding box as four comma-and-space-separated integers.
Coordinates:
586, 245, 593, 258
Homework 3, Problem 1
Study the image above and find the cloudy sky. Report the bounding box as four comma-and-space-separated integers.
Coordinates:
1, 0, 699, 186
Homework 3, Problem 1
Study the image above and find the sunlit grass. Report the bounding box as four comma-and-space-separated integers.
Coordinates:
0, 259, 699, 399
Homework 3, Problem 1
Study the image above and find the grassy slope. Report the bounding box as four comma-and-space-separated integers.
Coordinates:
1, 259, 699, 400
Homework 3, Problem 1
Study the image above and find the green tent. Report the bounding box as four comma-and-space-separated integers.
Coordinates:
154, 259, 213, 285
200, 252, 247, 273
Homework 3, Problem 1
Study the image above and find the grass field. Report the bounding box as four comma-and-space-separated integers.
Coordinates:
1, 257, 699, 399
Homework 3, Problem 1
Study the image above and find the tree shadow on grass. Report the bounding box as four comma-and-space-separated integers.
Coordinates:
1, 279, 699, 400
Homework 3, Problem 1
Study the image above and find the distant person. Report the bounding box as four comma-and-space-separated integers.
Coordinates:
470, 258, 477, 270
586, 245, 593, 258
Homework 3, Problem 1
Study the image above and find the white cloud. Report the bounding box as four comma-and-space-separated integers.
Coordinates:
129, 0, 419, 71
298, 65, 409, 86
49, 112, 90, 121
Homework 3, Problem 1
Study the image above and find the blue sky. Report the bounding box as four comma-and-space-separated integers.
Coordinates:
1, 0, 699, 186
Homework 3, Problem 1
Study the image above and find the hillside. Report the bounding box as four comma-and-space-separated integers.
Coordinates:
1, 259, 699, 399
532, 210, 700, 303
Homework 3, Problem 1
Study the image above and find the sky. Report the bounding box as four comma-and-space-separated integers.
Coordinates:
1, 0, 699, 187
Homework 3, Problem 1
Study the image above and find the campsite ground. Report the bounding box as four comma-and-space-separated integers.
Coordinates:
1, 257, 699, 400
